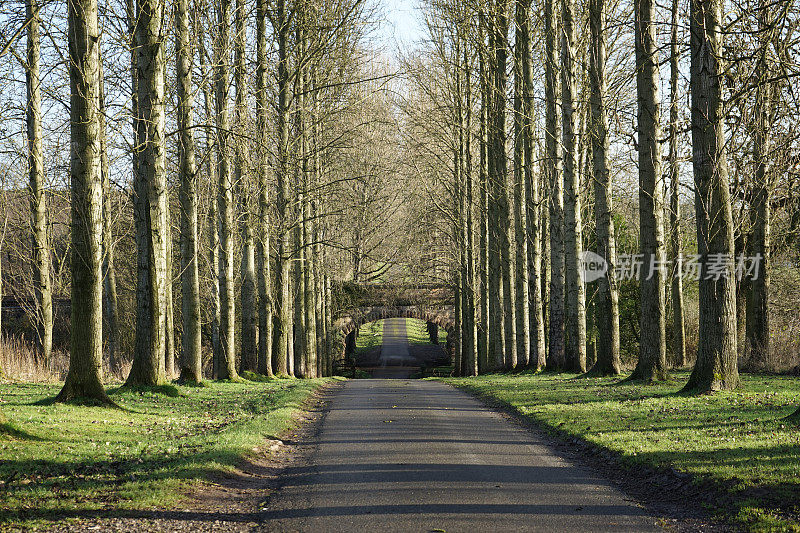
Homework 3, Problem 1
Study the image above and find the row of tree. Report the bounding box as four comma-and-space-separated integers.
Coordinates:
410, 0, 800, 392
1, 0, 386, 401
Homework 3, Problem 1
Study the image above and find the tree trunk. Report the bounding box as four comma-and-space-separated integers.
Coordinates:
518, 0, 545, 370
165, 208, 175, 378
235, 0, 257, 374
631, 0, 668, 382
513, 0, 530, 370
683, 0, 738, 392
214, 0, 238, 380
747, 81, 771, 370
561, 0, 586, 373
463, 37, 478, 377
25, 0, 53, 367
198, 21, 221, 377
272, 0, 291, 377
667, 0, 686, 368
177, 0, 202, 383
546, 0, 565, 370
127, 0, 169, 387
477, 14, 490, 374
57, 0, 109, 402
489, 0, 516, 370
99, 61, 119, 374
587, 0, 621, 376
256, 0, 274, 377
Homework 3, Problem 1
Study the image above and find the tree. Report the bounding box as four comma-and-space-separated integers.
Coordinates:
630, 0, 668, 382
56, 0, 110, 403
256, 0, 274, 377
127, 0, 169, 387
99, 62, 119, 373
487, 0, 516, 370
271, 0, 292, 377
683, 0, 739, 392
545, 0, 565, 370
519, 0, 545, 370
561, 0, 586, 373
25, 0, 53, 366
177, 0, 202, 382
513, 0, 531, 369
587, 0, 620, 375
214, 0, 239, 380
667, 0, 686, 368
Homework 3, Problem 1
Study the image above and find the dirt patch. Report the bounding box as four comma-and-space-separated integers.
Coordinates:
39, 382, 342, 533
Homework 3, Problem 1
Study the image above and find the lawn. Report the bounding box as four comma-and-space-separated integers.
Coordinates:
404, 318, 447, 346
355, 320, 383, 355
440, 371, 800, 531
0, 377, 334, 529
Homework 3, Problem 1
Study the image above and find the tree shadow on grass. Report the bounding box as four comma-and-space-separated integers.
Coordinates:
0, 421, 47, 441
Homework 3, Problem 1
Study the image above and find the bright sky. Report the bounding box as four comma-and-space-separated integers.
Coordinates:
379, 0, 425, 49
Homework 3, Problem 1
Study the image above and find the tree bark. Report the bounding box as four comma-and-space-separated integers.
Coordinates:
25, 0, 53, 366
546, 0, 565, 370
513, 0, 530, 370
214, 0, 239, 380
683, 0, 738, 392
518, 0, 545, 370
587, 0, 621, 376
256, 0, 274, 376
127, 0, 169, 387
235, 0, 257, 374
57, 0, 109, 402
197, 20, 221, 376
99, 61, 119, 373
177, 0, 202, 382
272, 0, 292, 377
561, 0, 586, 373
488, 0, 516, 370
667, 0, 686, 369
747, 81, 771, 370
630, 0, 668, 382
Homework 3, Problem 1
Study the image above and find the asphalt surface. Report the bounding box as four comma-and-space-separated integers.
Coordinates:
371, 318, 417, 378
260, 321, 661, 532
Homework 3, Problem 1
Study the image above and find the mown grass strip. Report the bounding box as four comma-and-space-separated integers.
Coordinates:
0, 377, 337, 528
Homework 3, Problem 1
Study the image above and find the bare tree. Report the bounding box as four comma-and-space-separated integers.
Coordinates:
256, 0, 274, 376
561, 0, 586, 373
683, 0, 739, 392
214, 0, 239, 380
587, 0, 620, 375
667, 0, 685, 369
25, 0, 52, 366
177, 0, 202, 382
545, 0, 565, 370
57, 0, 110, 402
630, 0, 668, 382
127, 0, 169, 386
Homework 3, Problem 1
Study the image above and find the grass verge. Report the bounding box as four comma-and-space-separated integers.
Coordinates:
355, 320, 383, 356
404, 318, 447, 346
0, 377, 337, 529
439, 371, 800, 531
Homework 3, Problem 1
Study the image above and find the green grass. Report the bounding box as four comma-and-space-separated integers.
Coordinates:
404, 318, 447, 346
355, 320, 383, 355
0, 377, 336, 529
439, 371, 800, 531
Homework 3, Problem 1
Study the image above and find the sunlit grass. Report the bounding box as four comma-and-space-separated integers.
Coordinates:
440, 371, 800, 531
0, 377, 334, 528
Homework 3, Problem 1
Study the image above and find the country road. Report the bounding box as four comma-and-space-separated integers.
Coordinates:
260, 319, 660, 532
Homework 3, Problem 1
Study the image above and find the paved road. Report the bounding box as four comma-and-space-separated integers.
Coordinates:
260, 378, 661, 532
371, 318, 418, 379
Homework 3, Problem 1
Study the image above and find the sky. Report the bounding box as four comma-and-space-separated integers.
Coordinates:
379, 0, 425, 50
